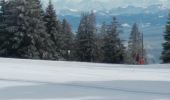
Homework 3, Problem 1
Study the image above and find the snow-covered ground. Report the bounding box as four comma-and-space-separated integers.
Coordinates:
0, 58, 170, 100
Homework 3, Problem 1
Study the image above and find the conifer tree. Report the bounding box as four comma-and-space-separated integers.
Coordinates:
0, 0, 23, 57
43, 0, 60, 59
161, 13, 170, 63
22, 0, 55, 59
44, 0, 63, 54
102, 17, 124, 63
127, 23, 146, 64
0, 0, 55, 59
61, 18, 74, 60
94, 22, 106, 62
75, 12, 97, 62
0, 0, 6, 54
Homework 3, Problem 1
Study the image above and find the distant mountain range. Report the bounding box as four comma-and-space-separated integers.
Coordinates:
58, 4, 169, 16
58, 4, 169, 31
57, 4, 169, 63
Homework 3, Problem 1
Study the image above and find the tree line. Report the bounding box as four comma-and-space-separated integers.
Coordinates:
161, 13, 170, 63
0, 0, 73, 60
1, 0, 169, 64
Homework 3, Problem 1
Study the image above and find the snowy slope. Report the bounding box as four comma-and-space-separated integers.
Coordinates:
0, 58, 170, 100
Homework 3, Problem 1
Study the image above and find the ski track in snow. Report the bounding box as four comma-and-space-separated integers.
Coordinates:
0, 78, 170, 96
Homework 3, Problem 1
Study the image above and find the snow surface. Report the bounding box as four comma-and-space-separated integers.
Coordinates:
0, 58, 170, 100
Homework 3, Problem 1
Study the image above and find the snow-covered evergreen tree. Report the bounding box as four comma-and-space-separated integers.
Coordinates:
43, 0, 61, 60
102, 17, 124, 63
22, 0, 57, 60
0, 0, 6, 55
0, 0, 24, 57
0, 0, 55, 59
61, 18, 74, 60
127, 23, 146, 64
94, 22, 106, 62
161, 13, 170, 63
75, 12, 97, 62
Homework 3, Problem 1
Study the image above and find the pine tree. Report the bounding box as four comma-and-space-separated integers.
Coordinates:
0, 0, 6, 55
94, 22, 106, 62
102, 17, 124, 63
43, 0, 60, 60
0, 0, 23, 57
161, 13, 170, 63
61, 18, 74, 60
21, 0, 56, 60
75, 12, 97, 62
44, 0, 63, 55
55, 20, 63, 53
0, 0, 55, 59
127, 23, 146, 64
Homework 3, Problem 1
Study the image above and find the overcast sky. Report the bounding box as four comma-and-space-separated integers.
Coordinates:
41, 0, 169, 11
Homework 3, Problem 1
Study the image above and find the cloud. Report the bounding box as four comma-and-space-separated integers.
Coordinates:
122, 23, 131, 28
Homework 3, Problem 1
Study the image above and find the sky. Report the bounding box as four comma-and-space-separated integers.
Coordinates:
41, 0, 170, 11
